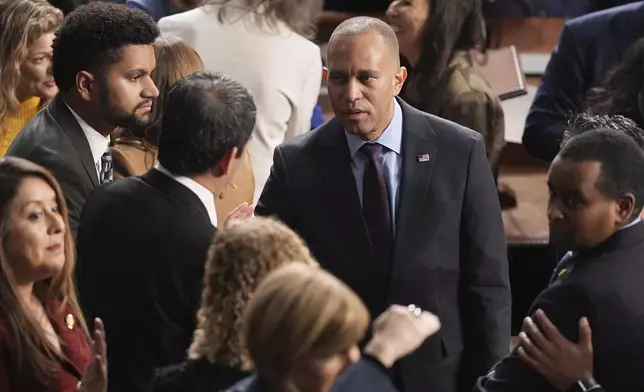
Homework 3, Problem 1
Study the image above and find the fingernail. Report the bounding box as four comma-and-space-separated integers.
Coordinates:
536, 309, 544, 317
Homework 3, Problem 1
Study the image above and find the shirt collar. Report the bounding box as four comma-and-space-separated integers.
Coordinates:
621, 217, 642, 231
154, 163, 218, 227
344, 99, 403, 156
64, 102, 110, 164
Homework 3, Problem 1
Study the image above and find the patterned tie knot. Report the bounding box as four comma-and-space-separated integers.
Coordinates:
359, 142, 383, 161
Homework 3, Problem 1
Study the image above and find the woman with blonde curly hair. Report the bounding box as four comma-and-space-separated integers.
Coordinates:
0, 0, 63, 156
149, 217, 317, 392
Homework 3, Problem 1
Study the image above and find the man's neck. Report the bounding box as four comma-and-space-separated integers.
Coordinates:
62, 92, 114, 137
189, 172, 226, 197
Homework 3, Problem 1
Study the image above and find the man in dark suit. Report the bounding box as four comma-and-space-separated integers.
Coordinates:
77, 72, 256, 392
477, 129, 644, 391
6, 2, 159, 237
256, 17, 511, 392
523, 1, 644, 162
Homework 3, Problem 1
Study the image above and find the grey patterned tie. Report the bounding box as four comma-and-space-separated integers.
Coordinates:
100, 147, 113, 184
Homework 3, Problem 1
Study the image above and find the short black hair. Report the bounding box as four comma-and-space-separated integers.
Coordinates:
558, 128, 644, 217
157, 72, 256, 176
562, 113, 644, 150
52, 2, 159, 92
329, 16, 400, 63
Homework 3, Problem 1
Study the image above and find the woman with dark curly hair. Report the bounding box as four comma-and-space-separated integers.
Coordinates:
149, 217, 317, 392
585, 36, 644, 130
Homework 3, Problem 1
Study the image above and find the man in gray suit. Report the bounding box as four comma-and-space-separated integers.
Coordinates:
7, 2, 159, 236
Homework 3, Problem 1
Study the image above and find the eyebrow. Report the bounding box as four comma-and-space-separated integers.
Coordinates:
126, 68, 148, 76
328, 69, 379, 77
20, 196, 57, 209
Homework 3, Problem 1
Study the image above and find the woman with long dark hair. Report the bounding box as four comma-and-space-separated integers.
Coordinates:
386, 0, 505, 165
0, 157, 107, 392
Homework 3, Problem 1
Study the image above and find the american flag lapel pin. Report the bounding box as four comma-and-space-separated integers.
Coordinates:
417, 153, 430, 163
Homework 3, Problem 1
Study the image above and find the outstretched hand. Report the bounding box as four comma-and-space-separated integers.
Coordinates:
224, 202, 255, 226
79, 318, 108, 392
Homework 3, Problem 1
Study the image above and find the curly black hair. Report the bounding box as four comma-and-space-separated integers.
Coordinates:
52, 2, 159, 92
561, 113, 644, 150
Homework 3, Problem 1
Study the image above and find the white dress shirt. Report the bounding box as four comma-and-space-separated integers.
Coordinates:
155, 163, 218, 227
65, 103, 110, 178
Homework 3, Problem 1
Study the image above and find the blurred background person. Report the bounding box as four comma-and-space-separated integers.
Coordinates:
231, 263, 441, 392
0, 0, 62, 156
0, 157, 106, 392
111, 35, 254, 226
159, 0, 324, 202
386, 0, 505, 167
522, 1, 644, 162
125, 0, 204, 21
585, 36, 644, 129
150, 217, 317, 392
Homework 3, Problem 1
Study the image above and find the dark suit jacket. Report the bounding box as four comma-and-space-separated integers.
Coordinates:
256, 98, 511, 392
149, 359, 249, 392
226, 358, 398, 392
523, 1, 644, 162
476, 222, 644, 392
77, 168, 217, 392
6, 96, 100, 237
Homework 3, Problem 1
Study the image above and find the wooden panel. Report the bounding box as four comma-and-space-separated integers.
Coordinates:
488, 18, 566, 53
500, 166, 550, 245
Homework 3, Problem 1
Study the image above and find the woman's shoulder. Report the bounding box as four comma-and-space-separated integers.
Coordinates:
446, 51, 500, 104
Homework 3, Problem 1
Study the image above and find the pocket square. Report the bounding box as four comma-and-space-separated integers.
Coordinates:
417, 154, 430, 162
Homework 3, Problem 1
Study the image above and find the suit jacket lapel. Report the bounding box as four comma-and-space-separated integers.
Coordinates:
315, 118, 374, 257
50, 96, 99, 187
392, 99, 437, 265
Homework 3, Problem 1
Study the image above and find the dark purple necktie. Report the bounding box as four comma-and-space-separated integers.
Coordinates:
359, 143, 393, 261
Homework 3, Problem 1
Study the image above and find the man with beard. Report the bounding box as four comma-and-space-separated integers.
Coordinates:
6, 2, 159, 238
477, 129, 644, 391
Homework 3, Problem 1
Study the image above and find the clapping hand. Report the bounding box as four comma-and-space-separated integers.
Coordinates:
79, 318, 108, 392
224, 202, 255, 226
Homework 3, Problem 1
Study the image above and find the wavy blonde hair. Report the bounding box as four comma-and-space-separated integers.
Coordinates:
243, 264, 370, 389
188, 217, 316, 369
0, 0, 62, 125
0, 157, 88, 385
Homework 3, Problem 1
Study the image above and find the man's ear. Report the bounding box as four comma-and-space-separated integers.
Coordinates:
77, 71, 95, 102
616, 193, 636, 223
213, 147, 239, 177
393, 66, 407, 96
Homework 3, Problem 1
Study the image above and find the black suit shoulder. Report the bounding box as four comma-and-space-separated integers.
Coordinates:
149, 359, 249, 392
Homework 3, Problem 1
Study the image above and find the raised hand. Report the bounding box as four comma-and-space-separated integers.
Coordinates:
365, 304, 441, 368
224, 202, 255, 226
79, 318, 108, 392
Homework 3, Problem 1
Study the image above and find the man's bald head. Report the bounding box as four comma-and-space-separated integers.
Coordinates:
329, 16, 400, 64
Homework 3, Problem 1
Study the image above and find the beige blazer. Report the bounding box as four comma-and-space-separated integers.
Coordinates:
111, 137, 255, 227
159, 2, 322, 202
